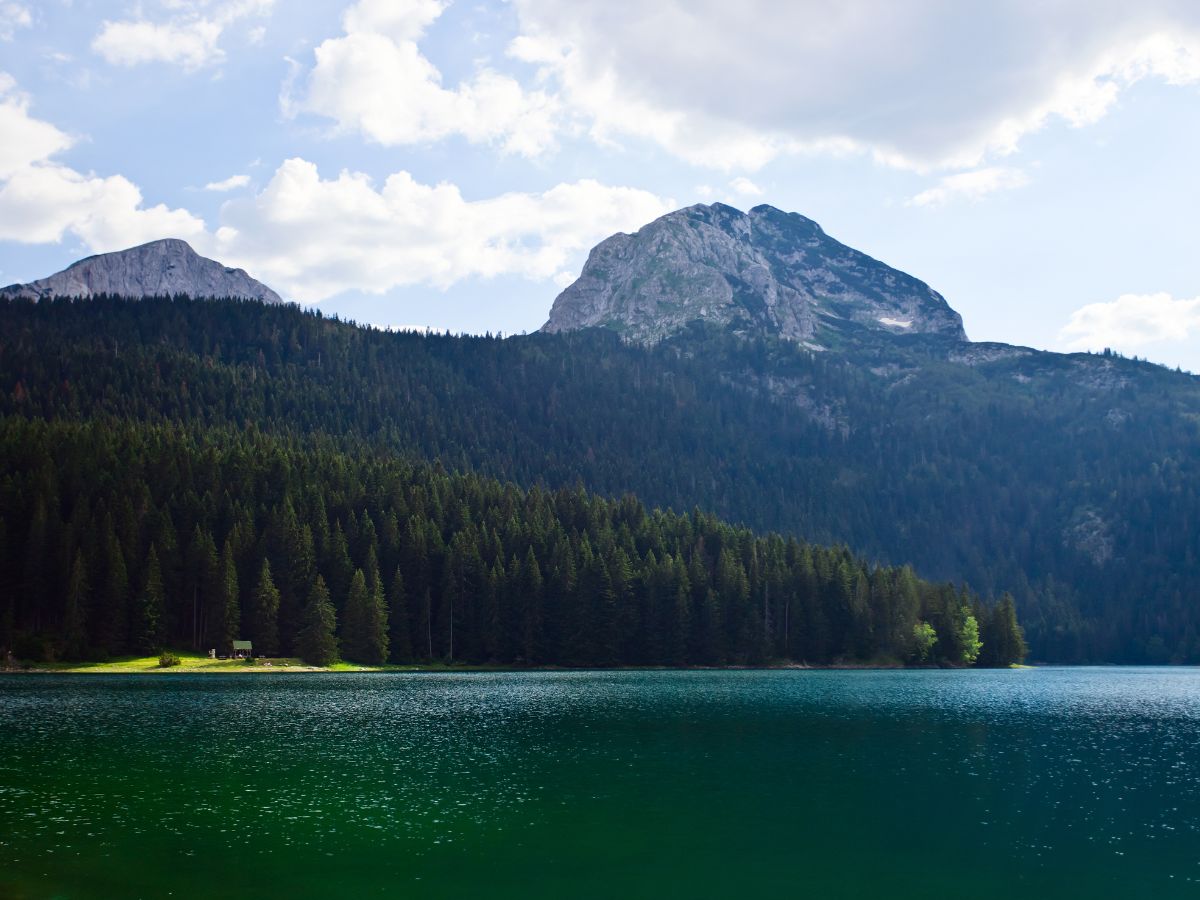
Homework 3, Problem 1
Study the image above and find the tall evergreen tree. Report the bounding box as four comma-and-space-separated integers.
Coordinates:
979, 593, 1027, 667
187, 526, 219, 650
518, 547, 543, 664
63, 551, 89, 660
387, 567, 413, 663
342, 568, 388, 664
216, 540, 240, 653
97, 519, 129, 655
249, 559, 280, 657
297, 575, 338, 666
133, 545, 166, 654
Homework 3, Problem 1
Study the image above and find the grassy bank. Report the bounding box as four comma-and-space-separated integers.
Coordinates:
5, 652, 1032, 674
18, 652, 425, 674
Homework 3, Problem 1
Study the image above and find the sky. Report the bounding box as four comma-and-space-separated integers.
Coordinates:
1, 0, 1199, 372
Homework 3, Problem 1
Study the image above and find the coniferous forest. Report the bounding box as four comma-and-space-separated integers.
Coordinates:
3, 294, 1197, 662
0, 418, 1024, 667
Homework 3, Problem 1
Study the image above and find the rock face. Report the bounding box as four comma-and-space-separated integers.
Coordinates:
543, 203, 965, 344
1, 239, 283, 304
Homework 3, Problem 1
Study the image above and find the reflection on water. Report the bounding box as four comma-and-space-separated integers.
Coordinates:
1, 668, 1198, 899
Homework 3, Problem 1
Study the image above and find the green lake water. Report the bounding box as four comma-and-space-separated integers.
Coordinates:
2, 668, 1199, 899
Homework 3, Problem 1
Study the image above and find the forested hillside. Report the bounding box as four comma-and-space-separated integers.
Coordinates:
0, 418, 1023, 667
2, 295, 1196, 661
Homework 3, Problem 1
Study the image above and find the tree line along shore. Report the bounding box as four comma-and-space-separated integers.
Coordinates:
0, 419, 1027, 670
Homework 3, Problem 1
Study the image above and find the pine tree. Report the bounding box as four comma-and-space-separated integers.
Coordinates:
387, 567, 413, 663
518, 547, 543, 664
324, 520, 354, 615
370, 574, 389, 662
297, 576, 338, 666
273, 500, 316, 655
481, 562, 503, 661
980, 593, 1027, 666
22, 499, 50, 632
669, 556, 691, 666
187, 527, 219, 650
342, 568, 388, 664
217, 541, 240, 654
249, 559, 280, 657
98, 519, 129, 655
63, 551, 90, 659
133, 545, 166, 653
999, 594, 1028, 665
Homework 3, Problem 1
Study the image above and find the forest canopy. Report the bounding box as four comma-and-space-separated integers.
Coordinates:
0, 419, 1025, 667
4, 294, 1189, 662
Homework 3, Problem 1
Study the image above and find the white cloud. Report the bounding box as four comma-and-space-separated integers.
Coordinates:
204, 173, 250, 192
93, 18, 223, 69
0, 74, 72, 178
907, 167, 1030, 208
729, 176, 763, 198
1060, 293, 1200, 353
0, 74, 205, 251
93, 0, 274, 70
0, 2, 32, 41
0, 164, 206, 249
0, 73, 670, 300
290, 0, 559, 157
510, 0, 1200, 171
344, 0, 445, 42
214, 157, 674, 301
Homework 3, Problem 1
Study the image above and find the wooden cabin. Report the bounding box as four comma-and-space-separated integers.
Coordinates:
232, 640, 253, 659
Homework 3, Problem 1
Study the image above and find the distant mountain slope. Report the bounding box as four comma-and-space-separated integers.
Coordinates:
0, 239, 283, 304
543, 203, 965, 344
2, 297, 1198, 663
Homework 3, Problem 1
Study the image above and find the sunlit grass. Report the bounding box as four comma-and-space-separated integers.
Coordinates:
34, 652, 261, 673
31, 653, 489, 673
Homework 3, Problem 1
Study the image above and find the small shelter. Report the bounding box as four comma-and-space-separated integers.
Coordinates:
232, 640, 253, 659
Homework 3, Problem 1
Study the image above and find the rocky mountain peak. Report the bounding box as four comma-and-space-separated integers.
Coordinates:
543, 202, 966, 345
1, 239, 283, 304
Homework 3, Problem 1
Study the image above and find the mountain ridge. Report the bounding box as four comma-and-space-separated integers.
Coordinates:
544, 202, 966, 346
0, 238, 283, 304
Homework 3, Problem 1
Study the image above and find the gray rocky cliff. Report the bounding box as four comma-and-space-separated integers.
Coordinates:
1, 239, 283, 304
543, 203, 965, 345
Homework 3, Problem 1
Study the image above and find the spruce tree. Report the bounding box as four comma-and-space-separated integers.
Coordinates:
133, 545, 166, 654
387, 567, 413, 663
518, 547, 542, 664
63, 551, 90, 660
669, 559, 691, 667
342, 568, 388, 664
98, 520, 129, 655
1000, 594, 1028, 665
981, 593, 1027, 666
217, 541, 240, 654
187, 527, 218, 650
249, 559, 280, 657
297, 576, 338, 666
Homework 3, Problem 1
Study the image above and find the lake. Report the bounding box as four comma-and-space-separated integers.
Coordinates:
1, 668, 1198, 898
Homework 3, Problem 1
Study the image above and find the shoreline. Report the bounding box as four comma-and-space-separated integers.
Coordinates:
3, 654, 1026, 675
